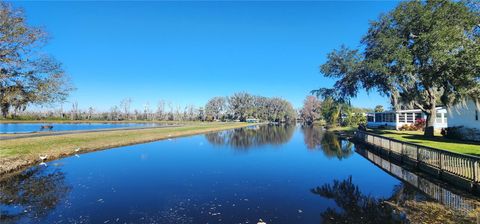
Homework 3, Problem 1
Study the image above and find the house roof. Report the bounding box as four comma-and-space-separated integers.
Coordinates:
367, 107, 445, 114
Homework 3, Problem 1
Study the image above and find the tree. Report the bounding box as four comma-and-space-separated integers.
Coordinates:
205, 96, 226, 121
0, 2, 73, 118
374, 105, 384, 113
312, 88, 350, 127
156, 99, 165, 120
300, 95, 322, 125
70, 101, 79, 120
228, 92, 254, 121
120, 98, 132, 120
317, 1, 480, 137
311, 176, 401, 223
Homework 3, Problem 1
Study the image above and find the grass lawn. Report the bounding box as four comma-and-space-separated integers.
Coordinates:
0, 119, 203, 124
0, 122, 251, 175
371, 129, 480, 157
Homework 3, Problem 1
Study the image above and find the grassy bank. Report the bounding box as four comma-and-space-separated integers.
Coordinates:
371, 130, 480, 156
0, 119, 200, 124
0, 122, 251, 175
327, 126, 357, 138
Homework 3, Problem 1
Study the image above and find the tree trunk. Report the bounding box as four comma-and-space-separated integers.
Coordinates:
424, 107, 436, 137
1, 103, 9, 118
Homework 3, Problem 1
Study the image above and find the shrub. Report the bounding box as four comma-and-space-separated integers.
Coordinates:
413, 118, 426, 131
443, 126, 480, 142
398, 118, 425, 131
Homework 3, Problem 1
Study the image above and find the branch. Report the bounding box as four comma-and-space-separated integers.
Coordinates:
413, 102, 427, 113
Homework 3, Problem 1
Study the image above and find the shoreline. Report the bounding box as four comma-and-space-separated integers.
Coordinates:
0, 122, 252, 177
0, 124, 183, 140
0, 119, 203, 124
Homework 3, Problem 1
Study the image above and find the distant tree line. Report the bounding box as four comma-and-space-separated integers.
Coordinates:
6, 92, 297, 122
205, 92, 296, 123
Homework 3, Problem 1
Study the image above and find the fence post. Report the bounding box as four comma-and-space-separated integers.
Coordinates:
474, 161, 478, 183
401, 142, 404, 163
439, 153, 443, 178
416, 146, 420, 168
388, 139, 392, 156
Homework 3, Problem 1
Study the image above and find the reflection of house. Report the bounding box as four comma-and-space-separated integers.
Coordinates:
246, 118, 259, 123
448, 99, 480, 141
367, 108, 448, 130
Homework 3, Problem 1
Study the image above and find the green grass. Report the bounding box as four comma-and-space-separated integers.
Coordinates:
0, 119, 208, 124
0, 122, 251, 174
371, 129, 480, 156
327, 126, 357, 137
328, 126, 357, 132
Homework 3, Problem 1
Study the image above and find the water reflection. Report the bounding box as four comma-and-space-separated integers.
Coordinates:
0, 167, 70, 223
355, 146, 480, 213
1, 125, 479, 223
205, 125, 295, 149
301, 126, 354, 160
311, 176, 403, 224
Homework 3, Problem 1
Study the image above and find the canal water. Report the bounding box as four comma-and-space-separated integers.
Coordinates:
0, 123, 165, 134
0, 125, 478, 224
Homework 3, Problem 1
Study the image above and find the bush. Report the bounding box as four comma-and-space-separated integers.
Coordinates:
399, 119, 425, 131
413, 118, 426, 131
399, 124, 414, 131
442, 126, 480, 142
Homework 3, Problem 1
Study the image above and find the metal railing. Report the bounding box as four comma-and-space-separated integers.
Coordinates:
355, 131, 480, 183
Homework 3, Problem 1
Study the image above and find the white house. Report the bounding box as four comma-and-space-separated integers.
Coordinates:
447, 99, 480, 141
448, 99, 479, 129
367, 107, 448, 130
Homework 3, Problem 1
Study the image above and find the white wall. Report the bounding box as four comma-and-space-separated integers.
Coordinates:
448, 100, 480, 129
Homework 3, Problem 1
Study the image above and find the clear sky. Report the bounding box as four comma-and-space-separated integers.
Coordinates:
14, 1, 397, 111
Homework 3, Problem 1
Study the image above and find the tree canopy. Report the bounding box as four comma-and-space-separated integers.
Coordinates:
0, 2, 73, 118
205, 92, 296, 122
299, 95, 322, 125
316, 0, 480, 136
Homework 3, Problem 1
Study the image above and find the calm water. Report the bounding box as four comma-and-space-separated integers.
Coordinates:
0, 123, 164, 134
0, 125, 478, 224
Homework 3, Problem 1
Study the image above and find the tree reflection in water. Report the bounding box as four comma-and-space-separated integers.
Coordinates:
301, 126, 354, 160
205, 124, 295, 149
0, 166, 70, 223
311, 176, 403, 224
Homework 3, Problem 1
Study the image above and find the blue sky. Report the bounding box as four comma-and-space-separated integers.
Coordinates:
15, 1, 397, 111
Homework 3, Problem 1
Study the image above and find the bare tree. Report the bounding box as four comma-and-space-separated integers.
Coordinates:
143, 102, 152, 120
300, 96, 322, 125
120, 98, 132, 120
87, 107, 94, 120
156, 99, 165, 120
109, 106, 120, 121
70, 101, 79, 120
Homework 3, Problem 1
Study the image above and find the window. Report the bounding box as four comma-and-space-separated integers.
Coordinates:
399, 113, 406, 122
385, 113, 395, 122
367, 114, 374, 122
476, 110, 478, 121
407, 113, 414, 123
436, 112, 443, 123
415, 113, 422, 120
375, 113, 382, 122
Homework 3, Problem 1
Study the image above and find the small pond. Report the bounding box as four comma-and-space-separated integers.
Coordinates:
0, 123, 165, 134
0, 125, 478, 223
